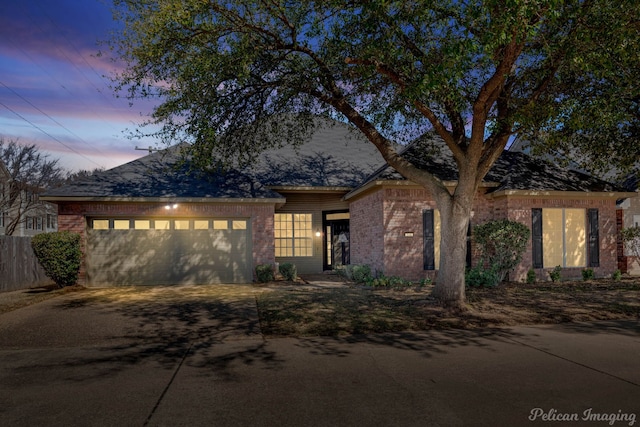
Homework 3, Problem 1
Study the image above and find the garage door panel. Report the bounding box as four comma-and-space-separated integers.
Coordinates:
87, 219, 251, 286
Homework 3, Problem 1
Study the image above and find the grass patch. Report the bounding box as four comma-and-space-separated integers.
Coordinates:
257, 278, 640, 336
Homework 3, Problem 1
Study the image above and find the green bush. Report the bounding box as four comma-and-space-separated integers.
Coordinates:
549, 265, 562, 283
582, 268, 595, 281
612, 269, 622, 281
473, 219, 531, 283
418, 277, 432, 287
31, 231, 82, 288
279, 262, 297, 281
526, 268, 536, 284
351, 264, 373, 284
369, 275, 411, 288
465, 265, 500, 288
255, 264, 275, 283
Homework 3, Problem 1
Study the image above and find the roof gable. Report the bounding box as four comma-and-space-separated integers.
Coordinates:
352, 134, 626, 195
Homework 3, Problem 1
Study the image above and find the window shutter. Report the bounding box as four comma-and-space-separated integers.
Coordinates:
466, 223, 472, 268
588, 209, 600, 267
532, 209, 543, 268
423, 210, 435, 270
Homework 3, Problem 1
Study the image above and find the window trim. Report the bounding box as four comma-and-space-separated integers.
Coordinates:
274, 213, 313, 257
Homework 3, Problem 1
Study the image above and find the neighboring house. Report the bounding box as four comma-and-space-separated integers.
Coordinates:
0, 160, 58, 236
41, 119, 636, 286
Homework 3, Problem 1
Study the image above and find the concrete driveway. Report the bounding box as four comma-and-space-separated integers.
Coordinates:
0, 285, 638, 426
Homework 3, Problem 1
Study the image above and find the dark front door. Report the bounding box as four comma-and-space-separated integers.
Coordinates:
323, 212, 350, 270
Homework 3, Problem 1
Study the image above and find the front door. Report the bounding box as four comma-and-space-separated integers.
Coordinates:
323, 211, 350, 270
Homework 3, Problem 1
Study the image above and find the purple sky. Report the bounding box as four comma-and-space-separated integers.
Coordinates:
0, 0, 158, 172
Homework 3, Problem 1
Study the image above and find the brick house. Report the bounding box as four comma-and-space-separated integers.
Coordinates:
42, 119, 636, 286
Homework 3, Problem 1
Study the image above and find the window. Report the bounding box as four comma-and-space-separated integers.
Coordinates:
134, 220, 150, 230
423, 210, 471, 271
26, 216, 33, 230
36, 217, 43, 230
174, 220, 190, 230
113, 220, 130, 230
194, 220, 209, 230
213, 220, 228, 230
275, 213, 313, 257
532, 208, 594, 268
232, 220, 247, 230
154, 220, 170, 230
47, 214, 56, 229
0, 212, 4, 227
93, 219, 109, 230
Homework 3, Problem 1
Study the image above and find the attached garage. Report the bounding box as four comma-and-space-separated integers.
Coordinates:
86, 217, 252, 285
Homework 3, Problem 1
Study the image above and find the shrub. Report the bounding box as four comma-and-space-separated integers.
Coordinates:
418, 277, 432, 287
351, 264, 372, 284
620, 226, 640, 259
369, 275, 411, 288
465, 264, 500, 288
279, 262, 297, 281
612, 269, 622, 281
549, 265, 562, 283
473, 219, 530, 283
582, 268, 595, 281
255, 264, 275, 283
526, 268, 536, 284
31, 231, 82, 288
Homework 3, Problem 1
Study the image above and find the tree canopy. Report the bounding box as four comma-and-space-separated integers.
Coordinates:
0, 139, 65, 235
109, 0, 639, 304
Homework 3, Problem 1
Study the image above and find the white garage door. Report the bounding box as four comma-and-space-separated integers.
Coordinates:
86, 218, 252, 285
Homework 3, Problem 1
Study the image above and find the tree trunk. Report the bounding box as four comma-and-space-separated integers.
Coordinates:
431, 190, 473, 308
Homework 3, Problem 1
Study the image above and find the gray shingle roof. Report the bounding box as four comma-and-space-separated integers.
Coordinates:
43, 119, 386, 200
43, 122, 627, 202
359, 134, 625, 193
249, 118, 386, 187
43, 146, 282, 200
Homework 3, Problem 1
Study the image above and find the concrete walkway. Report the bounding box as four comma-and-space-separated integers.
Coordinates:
0, 288, 638, 426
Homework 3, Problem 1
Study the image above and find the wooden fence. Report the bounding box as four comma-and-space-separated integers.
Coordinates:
0, 236, 51, 292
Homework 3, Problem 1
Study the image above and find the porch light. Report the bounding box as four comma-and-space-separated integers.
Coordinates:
164, 204, 179, 210
315, 231, 321, 237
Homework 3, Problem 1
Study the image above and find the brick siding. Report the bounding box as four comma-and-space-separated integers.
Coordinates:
349, 186, 620, 282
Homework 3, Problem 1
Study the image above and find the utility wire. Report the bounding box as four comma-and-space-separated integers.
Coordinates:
0, 100, 104, 169
0, 81, 108, 159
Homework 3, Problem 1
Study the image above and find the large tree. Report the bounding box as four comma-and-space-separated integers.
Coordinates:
110, 0, 639, 306
0, 139, 65, 236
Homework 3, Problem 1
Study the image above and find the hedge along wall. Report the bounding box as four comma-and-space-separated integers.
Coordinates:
0, 236, 52, 292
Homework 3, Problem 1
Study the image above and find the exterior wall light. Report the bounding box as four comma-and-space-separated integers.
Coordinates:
164, 204, 179, 210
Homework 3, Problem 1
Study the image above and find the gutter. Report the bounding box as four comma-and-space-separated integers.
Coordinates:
39, 196, 287, 204
487, 189, 638, 199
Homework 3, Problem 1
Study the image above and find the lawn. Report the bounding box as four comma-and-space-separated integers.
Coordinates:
256, 278, 640, 336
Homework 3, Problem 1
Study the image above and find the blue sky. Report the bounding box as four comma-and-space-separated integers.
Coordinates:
0, 0, 157, 171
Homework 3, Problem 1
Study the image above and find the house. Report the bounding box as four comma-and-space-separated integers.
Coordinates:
509, 139, 640, 276
619, 173, 640, 275
0, 159, 58, 237
41, 119, 637, 286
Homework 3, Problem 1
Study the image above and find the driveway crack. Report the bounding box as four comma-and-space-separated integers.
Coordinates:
505, 337, 640, 388
143, 342, 193, 426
